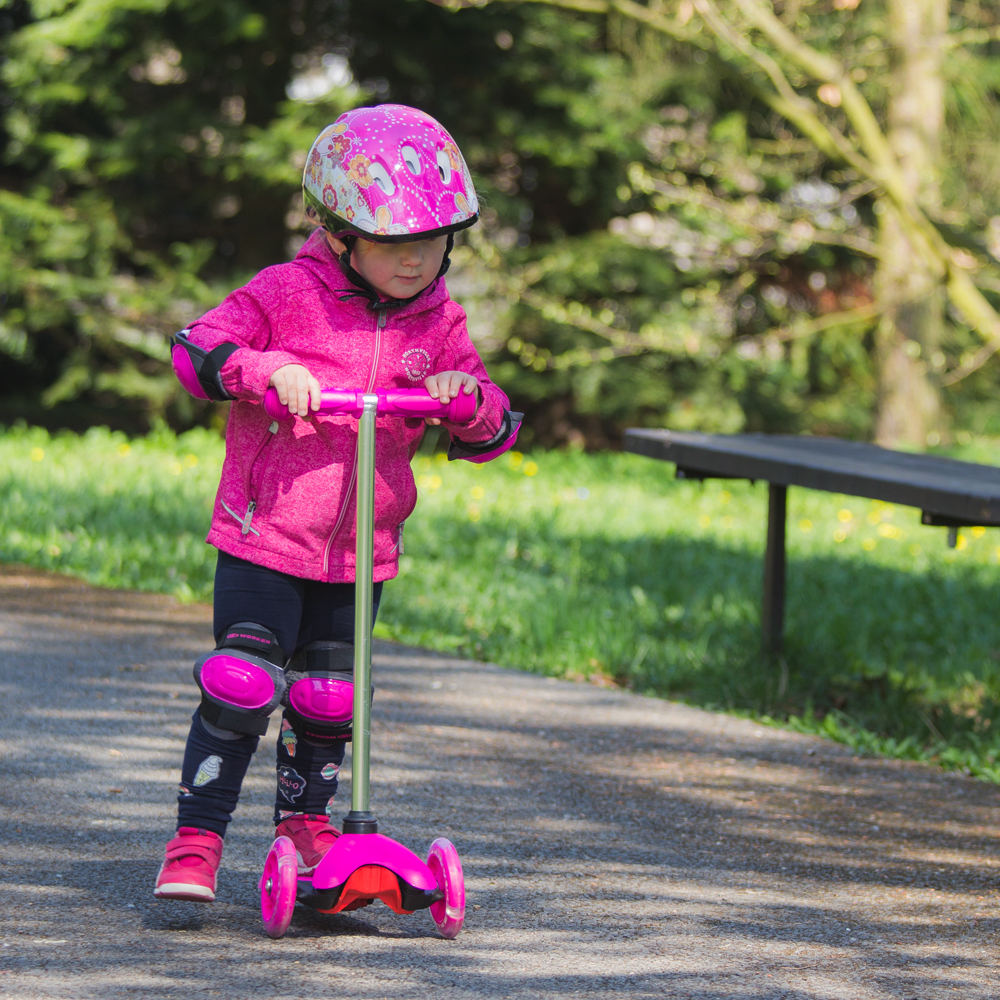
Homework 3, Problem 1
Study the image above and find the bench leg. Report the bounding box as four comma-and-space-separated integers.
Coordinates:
762, 483, 786, 656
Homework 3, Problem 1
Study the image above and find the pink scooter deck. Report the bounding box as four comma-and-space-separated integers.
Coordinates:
312, 833, 437, 892
296, 833, 442, 916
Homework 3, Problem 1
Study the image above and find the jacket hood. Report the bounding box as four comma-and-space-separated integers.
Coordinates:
292, 228, 450, 318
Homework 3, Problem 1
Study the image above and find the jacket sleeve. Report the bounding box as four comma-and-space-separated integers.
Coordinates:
185, 275, 302, 402
436, 311, 522, 463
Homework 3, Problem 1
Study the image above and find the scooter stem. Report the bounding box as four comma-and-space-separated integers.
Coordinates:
345, 393, 378, 834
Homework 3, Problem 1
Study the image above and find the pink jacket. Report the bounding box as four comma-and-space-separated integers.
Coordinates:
185, 229, 510, 583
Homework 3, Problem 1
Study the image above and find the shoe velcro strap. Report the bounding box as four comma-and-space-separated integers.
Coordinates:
165, 835, 220, 861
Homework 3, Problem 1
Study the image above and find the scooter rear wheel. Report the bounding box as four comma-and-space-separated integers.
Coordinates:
260, 835, 297, 939
427, 837, 465, 939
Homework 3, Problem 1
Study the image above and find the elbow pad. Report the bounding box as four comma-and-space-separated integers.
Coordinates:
448, 409, 523, 464
171, 330, 240, 402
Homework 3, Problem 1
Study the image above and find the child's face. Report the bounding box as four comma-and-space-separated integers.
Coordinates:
327, 232, 447, 300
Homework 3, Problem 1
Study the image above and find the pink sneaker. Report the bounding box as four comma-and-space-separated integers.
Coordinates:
274, 813, 339, 875
153, 828, 223, 901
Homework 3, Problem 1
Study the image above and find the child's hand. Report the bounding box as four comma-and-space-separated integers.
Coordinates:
424, 371, 479, 425
269, 365, 321, 418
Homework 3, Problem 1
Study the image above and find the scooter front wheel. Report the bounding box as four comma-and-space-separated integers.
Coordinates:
427, 837, 465, 939
260, 835, 298, 938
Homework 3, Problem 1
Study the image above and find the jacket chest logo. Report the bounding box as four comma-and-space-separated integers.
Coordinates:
401, 347, 431, 382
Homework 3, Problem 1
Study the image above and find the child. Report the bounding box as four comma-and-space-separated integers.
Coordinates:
156, 105, 520, 901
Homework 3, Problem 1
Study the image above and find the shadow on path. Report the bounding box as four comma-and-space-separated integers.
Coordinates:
0, 564, 997, 999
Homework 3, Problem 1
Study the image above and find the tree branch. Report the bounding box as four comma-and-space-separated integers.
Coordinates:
440, 0, 1000, 381
745, 304, 879, 347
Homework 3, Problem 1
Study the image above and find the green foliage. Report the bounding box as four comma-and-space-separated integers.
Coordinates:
398, 1, 894, 442
6, 421, 1000, 779
434, 0, 1000, 444
6, 0, 1000, 441
0, 0, 358, 430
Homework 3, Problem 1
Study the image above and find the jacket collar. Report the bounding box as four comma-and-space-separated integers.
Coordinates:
293, 229, 450, 320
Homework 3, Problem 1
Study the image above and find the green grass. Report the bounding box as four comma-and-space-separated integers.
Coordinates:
4, 421, 1000, 780
0, 423, 222, 602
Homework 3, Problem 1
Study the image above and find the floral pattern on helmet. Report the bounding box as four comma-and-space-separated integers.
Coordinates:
443, 140, 462, 171
326, 133, 352, 161
346, 154, 374, 188
373, 206, 411, 237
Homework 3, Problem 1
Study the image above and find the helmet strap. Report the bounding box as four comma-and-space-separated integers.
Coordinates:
333, 233, 455, 313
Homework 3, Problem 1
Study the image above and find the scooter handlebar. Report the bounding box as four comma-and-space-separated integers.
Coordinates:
263, 386, 478, 424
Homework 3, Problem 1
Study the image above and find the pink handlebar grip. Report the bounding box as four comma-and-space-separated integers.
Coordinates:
263, 386, 478, 423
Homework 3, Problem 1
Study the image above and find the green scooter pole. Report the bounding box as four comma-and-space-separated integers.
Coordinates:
343, 393, 378, 835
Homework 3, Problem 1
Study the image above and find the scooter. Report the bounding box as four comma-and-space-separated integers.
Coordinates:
257, 385, 476, 940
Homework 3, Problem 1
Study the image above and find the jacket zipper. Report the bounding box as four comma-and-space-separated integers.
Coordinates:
322, 310, 386, 577
234, 419, 279, 536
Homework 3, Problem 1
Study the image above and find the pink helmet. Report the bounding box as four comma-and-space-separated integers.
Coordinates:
302, 104, 479, 242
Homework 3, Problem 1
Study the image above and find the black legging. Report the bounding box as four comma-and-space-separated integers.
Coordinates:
212, 549, 383, 656
175, 550, 383, 835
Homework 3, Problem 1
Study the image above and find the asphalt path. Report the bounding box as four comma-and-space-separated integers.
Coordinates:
0, 563, 998, 998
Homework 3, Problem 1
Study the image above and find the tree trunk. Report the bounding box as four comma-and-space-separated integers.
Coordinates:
873, 0, 947, 449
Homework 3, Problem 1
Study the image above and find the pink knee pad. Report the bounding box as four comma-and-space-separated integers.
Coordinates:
283, 641, 358, 741
194, 650, 287, 736
287, 675, 355, 736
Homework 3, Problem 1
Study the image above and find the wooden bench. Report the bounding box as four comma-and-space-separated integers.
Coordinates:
623, 430, 1000, 654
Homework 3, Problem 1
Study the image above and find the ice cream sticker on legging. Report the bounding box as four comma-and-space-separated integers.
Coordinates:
281, 719, 297, 758
193, 755, 223, 787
